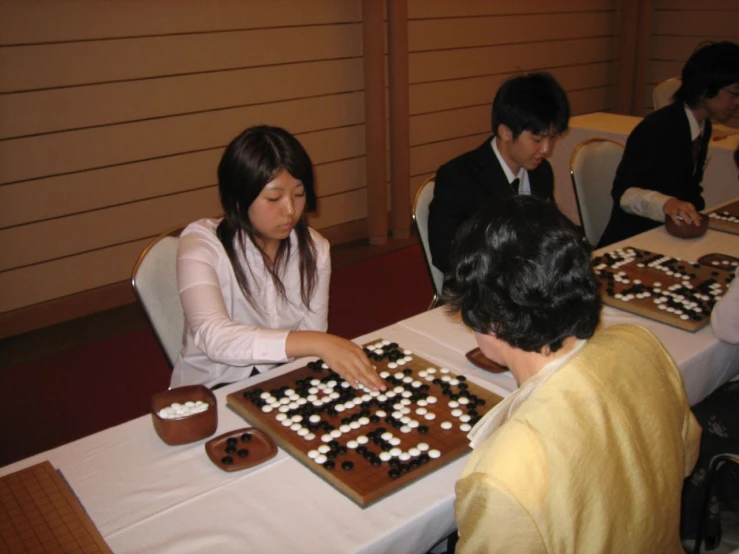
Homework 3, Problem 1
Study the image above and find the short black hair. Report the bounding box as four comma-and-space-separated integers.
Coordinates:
674, 41, 739, 107
443, 196, 601, 353
491, 72, 570, 140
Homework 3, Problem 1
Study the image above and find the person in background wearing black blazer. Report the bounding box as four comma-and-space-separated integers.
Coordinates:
598, 41, 739, 248
428, 72, 570, 274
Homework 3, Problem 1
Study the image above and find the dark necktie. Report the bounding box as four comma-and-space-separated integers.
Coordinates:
510, 177, 520, 193
692, 135, 702, 171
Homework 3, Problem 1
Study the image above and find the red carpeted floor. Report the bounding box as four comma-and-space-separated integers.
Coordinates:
0, 245, 433, 467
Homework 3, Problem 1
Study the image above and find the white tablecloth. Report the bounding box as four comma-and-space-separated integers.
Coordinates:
2, 219, 738, 553
551, 112, 739, 225
0, 322, 511, 554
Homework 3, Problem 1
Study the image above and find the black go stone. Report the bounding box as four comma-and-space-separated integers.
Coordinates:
371, 457, 382, 467
324, 460, 336, 470
225, 446, 237, 454
326, 450, 337, 459
221, 456, 234, 465
240, 433, 252, 442
342, 460, 354, 470
237, 449, 249, 457
356, 446, 368, 455
418, 426, 429, 434
388, 469, 400, 479
328, 440, 340, 449
226, 437, 238, 447
389, 458, 401, 468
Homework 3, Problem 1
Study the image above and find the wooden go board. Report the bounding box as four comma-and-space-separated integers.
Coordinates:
593, 246, 735, 332
0, 461, 112, 554
227, 340, 503, 507
707, 199, 739, 235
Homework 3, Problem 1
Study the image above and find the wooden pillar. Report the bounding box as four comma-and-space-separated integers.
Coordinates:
614, 0, 653, 116
631, 0, 653, 116
362, 0, 388, 245
614, 0, 639, 114
387, 0, 410, 239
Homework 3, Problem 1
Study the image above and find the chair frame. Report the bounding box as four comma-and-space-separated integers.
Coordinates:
569, 137, 624, 247
412, 176, 442, 310
692, 453, 739, 554
652, 77, 681, 111
131, 224, 187, 367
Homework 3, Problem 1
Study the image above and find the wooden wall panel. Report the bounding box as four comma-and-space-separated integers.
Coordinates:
410, 37, 615, 84
0, 0, 623, 333
0, 0, 362, 43
0, 93, 365, 185
644, 1, 739, 114
1, 59, 364, 139
408, 0, 615, 18
0, 241, 150, 314
410, 12, 614, 52
0, 25, 363, 92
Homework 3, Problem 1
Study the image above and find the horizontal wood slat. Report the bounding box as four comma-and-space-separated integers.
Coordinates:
0, 24, 363, 93
409, 12, 614, 52
0, 93, 365, 185
652, 10, 739, 37
408, 0, 615, 19
0, 0, 362, 45
410, 37, 615, 84
0, 58, 364, 139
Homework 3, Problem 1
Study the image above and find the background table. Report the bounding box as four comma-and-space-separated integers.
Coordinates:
551, 112, 739, 226
400, 220, 739, 407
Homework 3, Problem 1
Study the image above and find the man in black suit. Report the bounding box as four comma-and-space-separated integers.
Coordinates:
599, 41, 739, 248
428, 73, 570, 274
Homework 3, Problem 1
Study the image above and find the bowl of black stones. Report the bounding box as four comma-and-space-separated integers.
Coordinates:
665, 213, 709, 239
151, 385, 218, 445
205, 427, 278, 472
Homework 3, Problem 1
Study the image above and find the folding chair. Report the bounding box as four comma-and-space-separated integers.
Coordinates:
569, 138, 625, 247
653, 77, 681, 110
131, 225, 186, 367
412, 177, 444, 309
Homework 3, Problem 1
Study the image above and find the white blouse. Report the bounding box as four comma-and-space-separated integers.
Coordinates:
171, 218, 331, 388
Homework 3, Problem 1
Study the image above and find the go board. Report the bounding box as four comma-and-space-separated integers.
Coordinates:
593, 246, 735, 332
227, 340, 503, 507
707, 199, 739, 235
0, 461, 112, 554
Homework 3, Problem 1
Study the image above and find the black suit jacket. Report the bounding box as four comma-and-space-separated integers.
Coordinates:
598, 102, 711, 247
428, 137, 554, 273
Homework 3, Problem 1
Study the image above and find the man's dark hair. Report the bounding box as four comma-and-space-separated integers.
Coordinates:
674, 41, 739, 107
491, 72, 570, 140
443, 196, 601, 354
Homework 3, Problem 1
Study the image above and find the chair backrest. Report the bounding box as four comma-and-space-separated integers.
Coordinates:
653, 77, 681, 110
131, 225, 186, 367
569, 139, 625, 246
412, 177, 444, 309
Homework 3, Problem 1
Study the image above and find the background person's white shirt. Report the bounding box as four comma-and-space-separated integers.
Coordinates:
620, 105, 704, 221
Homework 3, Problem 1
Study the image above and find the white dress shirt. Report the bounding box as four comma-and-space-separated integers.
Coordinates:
491, 137, 531, 195
171, 218, 331, 388
620, 105, 704, 221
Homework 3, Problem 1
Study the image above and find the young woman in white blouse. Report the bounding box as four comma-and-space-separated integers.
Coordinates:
171, 125, 385, 391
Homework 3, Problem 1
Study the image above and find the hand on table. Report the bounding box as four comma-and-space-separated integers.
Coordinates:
286, 331, 386, 392
315, 334, 386, 392
663, 198, 701, 226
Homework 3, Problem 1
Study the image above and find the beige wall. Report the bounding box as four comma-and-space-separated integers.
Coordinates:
644, 0, 739, 115
0, 0, 620, 336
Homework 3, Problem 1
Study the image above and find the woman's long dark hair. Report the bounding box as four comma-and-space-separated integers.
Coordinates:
216, 125, 319, 309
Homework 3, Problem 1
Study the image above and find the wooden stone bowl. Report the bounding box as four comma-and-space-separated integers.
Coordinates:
151, 385, 218, 445
665, 214, 709, 239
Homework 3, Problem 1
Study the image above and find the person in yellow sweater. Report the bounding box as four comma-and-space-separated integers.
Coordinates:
443, 196, 700, 553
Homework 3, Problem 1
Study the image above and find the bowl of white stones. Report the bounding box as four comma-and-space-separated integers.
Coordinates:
151, 385, 218, 445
